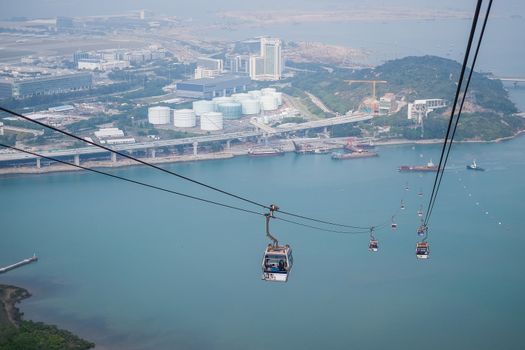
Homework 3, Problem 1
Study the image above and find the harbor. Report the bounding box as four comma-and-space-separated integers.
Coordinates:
0, 254, 38, 274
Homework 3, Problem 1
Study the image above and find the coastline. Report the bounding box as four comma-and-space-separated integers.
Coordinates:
0, 284, 95, 349
0, 131, 523, 176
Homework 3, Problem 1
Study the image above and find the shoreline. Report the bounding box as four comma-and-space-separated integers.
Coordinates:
0, 131, 523, 176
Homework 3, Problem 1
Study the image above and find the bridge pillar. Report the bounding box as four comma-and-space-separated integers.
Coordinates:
150, 149, 156, 158
193, 142, 198, 156
226, 139, 231, 150
74, 154, 80, 166
36, 157, 41, 169
111, 152, 117, 163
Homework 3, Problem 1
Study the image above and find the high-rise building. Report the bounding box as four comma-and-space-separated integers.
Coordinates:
225, 55, 250, 74
249, 37, 282, 81
196, 57, 224, 72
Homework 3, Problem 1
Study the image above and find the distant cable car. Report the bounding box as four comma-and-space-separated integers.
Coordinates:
261, 204, 293, 282
405, 182, 409, 191
417, 223, 427, 236
418, 189, 423, 197
368, 227, 378, 252
417, 205, 423, 217
416, 242, 430, 259
400, 200, 405, 210
391, 216, 398, 230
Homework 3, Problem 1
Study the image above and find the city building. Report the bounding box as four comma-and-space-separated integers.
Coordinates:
196, 57, 224, 71
408, 99, 447, 123
249, 37, 283, 81
378, 93, 398, 115
73, 51, 90, 64
194, 67, 221, 79
0, 73, 92, 99
176, 75, 251, 99
56, 16, 74, 30
225, 54, 250, 74
78, 59, 130, 71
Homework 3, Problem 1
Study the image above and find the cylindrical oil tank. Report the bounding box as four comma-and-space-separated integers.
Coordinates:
172, 109, 196, 128
248, 90, 262, 99
192, 100, 215, 116
241, 99, 261, 115
260, 95, 278, 111
261, 87, 277, 95
148, 106, 170, 125
201, 112, 224, 131
217, 102, 242, 119
212, 96, 234, 111
231, 93, 251, 102
273, 92, 283, 106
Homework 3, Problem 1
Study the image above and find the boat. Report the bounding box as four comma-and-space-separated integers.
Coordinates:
248, 148, 284, 157
355, 140, 375, 149
466, 160, 485, 171
398, 160, 439, 172
331, 150, 378, 160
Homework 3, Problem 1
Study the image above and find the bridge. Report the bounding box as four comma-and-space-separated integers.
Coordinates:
489, 76, 525, 83
0, 114, 373, 167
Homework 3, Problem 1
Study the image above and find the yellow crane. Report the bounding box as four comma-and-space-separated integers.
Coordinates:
345, 80, 387, 100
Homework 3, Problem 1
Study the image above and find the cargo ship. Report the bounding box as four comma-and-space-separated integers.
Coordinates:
398, 160, 439, 172
466, 160, 484, 171
248, 148, 284, 157
331, 150, 378, 160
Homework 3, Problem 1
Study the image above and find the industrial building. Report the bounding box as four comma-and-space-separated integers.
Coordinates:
78, 59, 130, 71
176, 75, 251, 99
249, 37, 283, 81
0, 73, 92, 99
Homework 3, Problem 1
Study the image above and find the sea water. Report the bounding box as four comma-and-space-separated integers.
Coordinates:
1, 130, 524, 349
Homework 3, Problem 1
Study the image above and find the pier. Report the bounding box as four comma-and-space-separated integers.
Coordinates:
0, 254, 38, 274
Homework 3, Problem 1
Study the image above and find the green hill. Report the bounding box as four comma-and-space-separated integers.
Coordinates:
286, 56, 524, 141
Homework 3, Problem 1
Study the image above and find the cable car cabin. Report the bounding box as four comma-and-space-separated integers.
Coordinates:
368, 239, 379, 252
417, 225, 426, 236
262, 244, 293, 282
391, 223, 398, 230
416, 242, 429, 259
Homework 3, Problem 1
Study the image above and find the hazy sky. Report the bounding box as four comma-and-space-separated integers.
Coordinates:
1, 0, 523, 19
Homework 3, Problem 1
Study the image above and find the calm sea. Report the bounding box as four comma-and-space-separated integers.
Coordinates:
1, 86, 525, 348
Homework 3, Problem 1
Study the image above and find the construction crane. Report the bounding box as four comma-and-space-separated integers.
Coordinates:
345, 80, 387, 100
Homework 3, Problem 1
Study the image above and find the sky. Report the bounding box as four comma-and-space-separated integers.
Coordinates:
1, 0, 523, 19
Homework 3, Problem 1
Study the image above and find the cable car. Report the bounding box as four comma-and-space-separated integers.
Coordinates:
405, 183, 409, 191
418, 189, 423, 197
262, 244, 293, 282
417, 224, 426, 236
261, 204, 293, 282
417, 206, 423, 217
400, 200, 405, 210
391, 216, 397, 230
368, 227, 378, 252
416, 242, 430, 259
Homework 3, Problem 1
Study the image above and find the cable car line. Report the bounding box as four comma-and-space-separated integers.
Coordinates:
0, 105, 269, 211
0, 106, 386, 231
0, 142, 373, 235
0, 142, 265, 217
423, 0, 486, 227
425, 0, 493, 226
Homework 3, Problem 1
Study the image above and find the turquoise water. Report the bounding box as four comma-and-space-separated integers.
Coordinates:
1, 131, 525, 349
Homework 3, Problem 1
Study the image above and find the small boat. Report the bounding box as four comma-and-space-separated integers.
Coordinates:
248, 148, 284, 157
466, 160, 484, 171
331, 150, 378, 160
398, 160, 439, 172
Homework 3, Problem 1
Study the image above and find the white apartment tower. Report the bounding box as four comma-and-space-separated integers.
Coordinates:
249, 37, 283, 81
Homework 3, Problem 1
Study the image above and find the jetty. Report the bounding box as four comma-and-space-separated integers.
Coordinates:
0, 254, 38, 274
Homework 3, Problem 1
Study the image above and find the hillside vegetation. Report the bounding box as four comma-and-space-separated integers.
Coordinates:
286, 56, 523, 141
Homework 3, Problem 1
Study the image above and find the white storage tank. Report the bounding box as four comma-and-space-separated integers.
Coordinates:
260, 95, 278, 111
261, 87, 277, 95
200, 112, 224, 131
148, 106, 171, 125
173, 109, 196, 128
273, 92, 283, 106
231, 93, 251, 102
212, 96, 233, 110
241, 99, 261, 115
192, 100, 215, 116
248, 90, 262, 99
